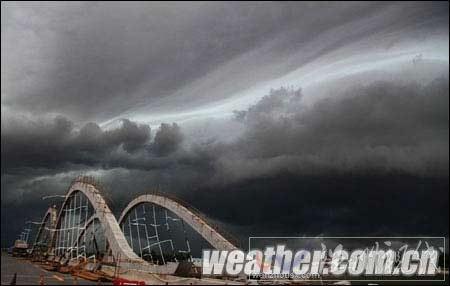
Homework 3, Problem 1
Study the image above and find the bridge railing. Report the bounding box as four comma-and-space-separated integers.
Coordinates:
72, 176, 116, 207
150, 190, 241, 248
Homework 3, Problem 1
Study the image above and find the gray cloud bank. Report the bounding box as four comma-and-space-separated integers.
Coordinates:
2, 76, 449, 244
220, 78, 449, 182
2, 76, 448, 245
1, 117, 186, 173
2, 76, 448, 193
2, 2, 448, 122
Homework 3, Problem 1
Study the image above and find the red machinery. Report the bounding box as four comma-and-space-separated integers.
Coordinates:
112, 278, 146, 285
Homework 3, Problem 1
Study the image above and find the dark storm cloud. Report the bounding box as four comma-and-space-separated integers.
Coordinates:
187, 174, 449, 240
1, 117, 152, 172
176, 78, 449, 239
1, 76, 448, 246
206, 77, 449, 185
2, 76, 448, 186
152, 123, 183, 156
2, 2, 448, 121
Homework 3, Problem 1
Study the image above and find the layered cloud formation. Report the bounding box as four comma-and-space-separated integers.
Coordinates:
1, 2, 448, 245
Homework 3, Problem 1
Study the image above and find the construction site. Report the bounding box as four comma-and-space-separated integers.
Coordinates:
2, 176, 245, 285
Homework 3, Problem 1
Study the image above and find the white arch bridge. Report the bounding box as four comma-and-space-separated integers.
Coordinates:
30, 176, 238, 274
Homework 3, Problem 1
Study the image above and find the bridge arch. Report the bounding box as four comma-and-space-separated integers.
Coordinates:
37, 176, 238, 273
51, 177, 142, 263
72, 215, 108, 260
31, 206, 57, 255
118, 194, 236, 252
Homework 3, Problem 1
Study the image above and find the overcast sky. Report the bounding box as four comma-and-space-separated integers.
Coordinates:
1, 2, 449, 247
